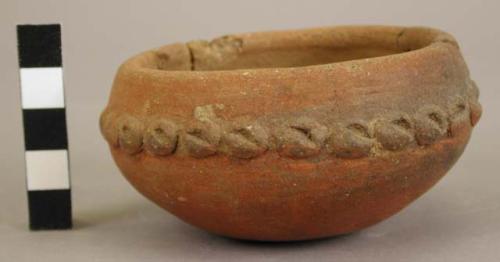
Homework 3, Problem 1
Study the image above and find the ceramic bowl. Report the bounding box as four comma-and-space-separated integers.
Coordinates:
100, 26, 481, 241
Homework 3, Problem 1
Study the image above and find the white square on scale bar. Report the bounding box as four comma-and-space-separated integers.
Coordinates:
20, 67, 65, 109
25, 150, 70, 191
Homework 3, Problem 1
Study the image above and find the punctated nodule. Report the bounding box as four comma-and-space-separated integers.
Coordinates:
447, 96, 470, 136
184, 122, 221, 158
224, 123, 269, 159
277, 117, 328, 158
327, 123, 373, 158
99, 110, 119, 147
469, 100, 482, 127
144, 119, 179, 156
117, 115, 144, 154
414, 106, 448, 146
374, 114, 414, 151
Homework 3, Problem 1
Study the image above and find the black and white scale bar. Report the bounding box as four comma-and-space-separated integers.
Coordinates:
17, 24, 72, 230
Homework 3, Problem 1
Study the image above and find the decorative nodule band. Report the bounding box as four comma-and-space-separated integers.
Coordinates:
101, 89, 481, 160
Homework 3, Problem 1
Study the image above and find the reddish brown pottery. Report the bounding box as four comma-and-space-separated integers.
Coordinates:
100, 26, 482, 241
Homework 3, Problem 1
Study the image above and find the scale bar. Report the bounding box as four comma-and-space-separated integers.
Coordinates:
17, 24, 72, 230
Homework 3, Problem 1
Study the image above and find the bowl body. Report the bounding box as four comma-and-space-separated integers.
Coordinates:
100, 26, 481, 241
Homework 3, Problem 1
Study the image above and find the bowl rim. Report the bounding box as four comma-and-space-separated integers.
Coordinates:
119, 25, 459, 77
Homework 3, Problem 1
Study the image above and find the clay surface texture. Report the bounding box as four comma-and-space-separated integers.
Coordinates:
101, 26, 481, 241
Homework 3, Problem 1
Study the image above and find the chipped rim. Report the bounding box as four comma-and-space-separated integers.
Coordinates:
120, 25, 459, 76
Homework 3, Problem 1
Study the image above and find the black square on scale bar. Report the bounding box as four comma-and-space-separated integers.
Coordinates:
23, 109, 68, 150
28, 189, 72, 230
17, 24, 62, 68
